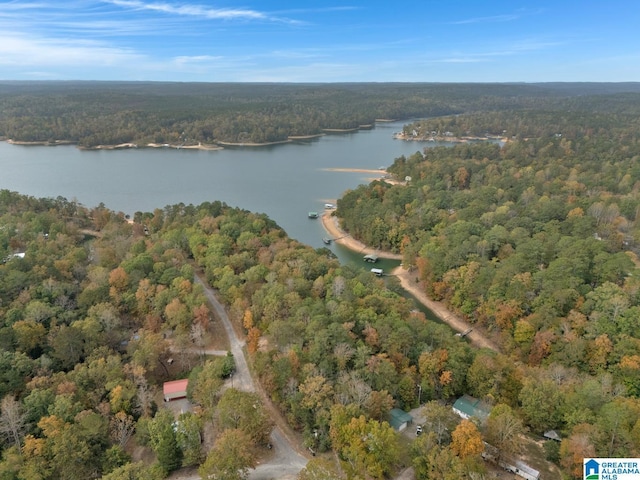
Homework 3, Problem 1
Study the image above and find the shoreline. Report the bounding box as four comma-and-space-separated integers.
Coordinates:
321, 210, 402, 260
6, 139, 75, 147
215, 139, 291, 147
393, 133, 509, 144
320, 211, 500, 352
5, 139, 225, 151
2, 120, 404, 151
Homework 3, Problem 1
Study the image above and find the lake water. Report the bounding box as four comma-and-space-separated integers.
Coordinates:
1, 121, 457, 321
0, 121, 436, 250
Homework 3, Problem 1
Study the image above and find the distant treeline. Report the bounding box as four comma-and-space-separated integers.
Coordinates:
1, 81, 639, 147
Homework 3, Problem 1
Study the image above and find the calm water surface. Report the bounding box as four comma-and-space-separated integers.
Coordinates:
0, 121, 434, 251
1, 121, 457, 321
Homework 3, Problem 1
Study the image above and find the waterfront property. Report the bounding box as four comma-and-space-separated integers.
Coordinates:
371, 268, 383, 276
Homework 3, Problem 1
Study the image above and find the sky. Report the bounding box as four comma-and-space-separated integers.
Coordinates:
0, 0, 639, 83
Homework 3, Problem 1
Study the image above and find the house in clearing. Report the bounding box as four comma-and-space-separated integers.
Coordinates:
452, 394, 491, 422
163, 379, 189, 402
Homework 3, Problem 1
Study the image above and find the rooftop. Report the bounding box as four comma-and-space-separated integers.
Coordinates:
452, 394, 492, 420
163, 379, 189, 395
388, 408, 413, 430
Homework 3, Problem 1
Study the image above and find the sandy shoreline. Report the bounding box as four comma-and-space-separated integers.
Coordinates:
6, 139, 75, 146
320, 211, 499, 352
321, 211, 402, 260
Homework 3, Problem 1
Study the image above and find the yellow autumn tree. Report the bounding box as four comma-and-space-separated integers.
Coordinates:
242, 308, 254, 331
450, 419, 484, 458
246, 326, 261, 354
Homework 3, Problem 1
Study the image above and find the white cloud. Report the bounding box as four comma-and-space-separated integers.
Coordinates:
102, 0, 297, 23
437, 57, 487, 64
0, 2, 49, 11
0, 32, 143, 67
450, 14, 521, 25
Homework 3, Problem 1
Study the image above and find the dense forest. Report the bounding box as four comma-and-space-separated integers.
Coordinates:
2, 83, 640, 479
2, 81, 640, 147
0, 191, 481, 479
335, 98, 640, 477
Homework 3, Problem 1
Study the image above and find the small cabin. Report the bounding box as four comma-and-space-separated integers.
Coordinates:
163, 379, 189, 402
363, 254, 378, 263
388, 408, 413, 431
371, 268, 383, 276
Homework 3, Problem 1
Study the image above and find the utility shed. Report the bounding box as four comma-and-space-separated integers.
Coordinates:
452, 394, 491, 422
544, 430, 562, 442
163, 379, 189, 402
388, 408, 413, 431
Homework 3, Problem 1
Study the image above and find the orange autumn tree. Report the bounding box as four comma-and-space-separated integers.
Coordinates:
450, 419, 484, 458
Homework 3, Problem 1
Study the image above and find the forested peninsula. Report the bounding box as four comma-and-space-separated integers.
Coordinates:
2, 82, 640, 480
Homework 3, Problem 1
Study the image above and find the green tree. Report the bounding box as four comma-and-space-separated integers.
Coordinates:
414, 443, 467, 480
332, 415, 399, 480
484, 404, 524, 461
216, 389, 273, 445
519, 378, 564, 433
188, 359, 225, 417
297, 457, 344, 480
100, 461, 165, 480
176, 412, 203, 466
198, 429, 256, 480
48, 324, 84, 370
148, 409, 182, 474
420, 401, 459, 446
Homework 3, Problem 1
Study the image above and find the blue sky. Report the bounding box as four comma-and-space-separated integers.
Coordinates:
0, 0, 638, 82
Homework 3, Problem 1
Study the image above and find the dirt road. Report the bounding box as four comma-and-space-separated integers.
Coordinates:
192, 274, 309, 479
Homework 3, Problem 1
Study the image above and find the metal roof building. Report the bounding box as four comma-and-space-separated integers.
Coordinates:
388, 408, 413, 431
163, 379, 189, 402
452, 395, 492, 422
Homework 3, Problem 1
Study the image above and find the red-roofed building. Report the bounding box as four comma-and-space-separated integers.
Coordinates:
163, 379, 189, 402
